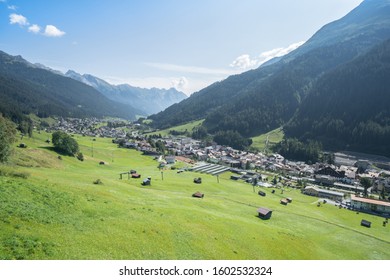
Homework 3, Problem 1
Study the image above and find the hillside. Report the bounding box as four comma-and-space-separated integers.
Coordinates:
0, 131, 389, 260
65, 70, 187, 115
148, 0, 390, 140
0, 51, 142, 122
285, 38, 390, 156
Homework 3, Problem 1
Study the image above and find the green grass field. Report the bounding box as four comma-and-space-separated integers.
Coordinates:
0, 131, 389, 260
146, 119, 204, 137
251, 127, 284, 153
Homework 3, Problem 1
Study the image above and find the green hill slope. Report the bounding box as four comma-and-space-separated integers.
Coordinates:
0, 132, 389, 259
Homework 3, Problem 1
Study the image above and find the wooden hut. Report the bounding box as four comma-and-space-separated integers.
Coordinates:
258, 191, 266, 197
280, 198, 288, 205
192, 191, 204, 198
361, 219, 371, 228
257, 207, 272, 220
193, 177, 202, 184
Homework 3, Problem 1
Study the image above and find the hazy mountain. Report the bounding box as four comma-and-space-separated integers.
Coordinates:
148, 0, 390, 141
65, 70, 187, 115
0, 51, 142, 122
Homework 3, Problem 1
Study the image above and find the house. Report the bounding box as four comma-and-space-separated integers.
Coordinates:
316, 166, 344, 178
315, 175, 336, 186
165, 156, 176, 164
302, 186, 344, 202
350, 194, 390, 215
257, 207, 272, 220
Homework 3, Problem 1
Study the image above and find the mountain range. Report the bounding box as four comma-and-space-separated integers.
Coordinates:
65, 70, 187, 115
148, 0, 390, 155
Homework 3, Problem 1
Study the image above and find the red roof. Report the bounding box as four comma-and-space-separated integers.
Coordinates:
351, 194, 390, 207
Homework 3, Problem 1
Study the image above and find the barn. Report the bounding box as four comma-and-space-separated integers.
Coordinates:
257, 207, 272, 220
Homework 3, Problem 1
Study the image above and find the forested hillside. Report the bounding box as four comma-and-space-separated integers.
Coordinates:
0, 51, 141, 123
148, 0, 390, 153
285, 39, 390, 156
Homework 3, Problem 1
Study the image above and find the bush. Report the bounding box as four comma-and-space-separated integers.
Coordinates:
93, 179, 103, 185
76, 152, 84, 161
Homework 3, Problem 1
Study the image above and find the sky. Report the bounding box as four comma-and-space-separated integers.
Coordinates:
1, 0, 363, 95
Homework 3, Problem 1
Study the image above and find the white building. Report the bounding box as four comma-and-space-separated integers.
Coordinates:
350, 194, 390, 215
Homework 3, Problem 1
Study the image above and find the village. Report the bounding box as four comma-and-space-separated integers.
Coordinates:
50, 117, 390, 218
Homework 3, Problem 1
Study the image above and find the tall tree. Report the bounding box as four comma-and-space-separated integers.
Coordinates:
0, 115, 17, 163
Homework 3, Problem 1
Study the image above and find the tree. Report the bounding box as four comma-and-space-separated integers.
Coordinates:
0, 115, 17, 163
52, 131, 79, 156
360, 177, 372, 197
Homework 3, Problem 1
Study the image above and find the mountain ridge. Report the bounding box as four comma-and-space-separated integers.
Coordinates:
65, 70, 187, 115
148, 0, 390, 153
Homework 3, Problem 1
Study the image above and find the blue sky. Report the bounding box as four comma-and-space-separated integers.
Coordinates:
1, 0, 363, 95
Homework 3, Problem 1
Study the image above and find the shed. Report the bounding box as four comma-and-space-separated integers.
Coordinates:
192, 191, 204, 198
141, 177, 151, 186
280, 199, 288, 205
193, 177, 202, 184
258, 191, 266, 197
131, 173, 141, 178
361, 219, 371, 228
257, 207, 272, 220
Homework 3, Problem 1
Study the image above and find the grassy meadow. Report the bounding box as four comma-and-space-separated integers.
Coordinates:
251, 127, 284, 153
0, 131, 389, 260
146, 119, 204, 137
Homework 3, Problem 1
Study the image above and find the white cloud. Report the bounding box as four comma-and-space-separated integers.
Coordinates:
9, 13, 28, 26
258, 41, 305, 64
230, 41, 306, 71
171, 77, 189, 92
230, 54, 258, 69
43, 25, 65, 37
8, 5, 17, 10
28, 24, 41, 34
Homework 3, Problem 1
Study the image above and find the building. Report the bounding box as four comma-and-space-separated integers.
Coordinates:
302, 186, 344, 202
350, 194, 390, 215
257, 207, 272, 220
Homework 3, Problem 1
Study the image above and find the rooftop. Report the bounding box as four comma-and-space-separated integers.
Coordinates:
351, 194, 390, 207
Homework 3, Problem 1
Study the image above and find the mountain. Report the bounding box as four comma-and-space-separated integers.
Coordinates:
65, 70, 187, 115
0, 51, 142, 123
285, 38, 390, 156
149, 0, 390, 140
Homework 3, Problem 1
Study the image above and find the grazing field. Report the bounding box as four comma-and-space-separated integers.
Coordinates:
251, 127, 284, 153
146, 119, 204, 137
0, 131, 389, 260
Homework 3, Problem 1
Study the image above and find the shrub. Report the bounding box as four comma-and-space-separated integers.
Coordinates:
76, 152, 84, 161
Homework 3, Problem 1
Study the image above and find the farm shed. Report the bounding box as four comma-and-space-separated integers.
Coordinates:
280, 199, 288, 205
193, 177, 202, 184
257, 207, 272, 220
192, 191, 204, 198
361, 219, 371, 228
258, 191, 266, 197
